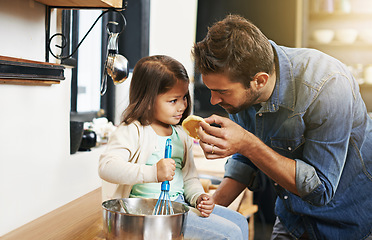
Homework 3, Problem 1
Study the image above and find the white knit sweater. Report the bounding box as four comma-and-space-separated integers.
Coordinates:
98, 121, 205, 207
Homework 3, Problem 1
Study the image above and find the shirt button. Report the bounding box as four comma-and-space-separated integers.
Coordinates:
274, 182, 278, 186
258, 113, 263, 117
284, 196, 288, 200
287, 146, 292, 151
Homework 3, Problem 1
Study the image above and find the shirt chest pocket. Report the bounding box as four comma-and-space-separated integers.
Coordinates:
270, 136, 305, 158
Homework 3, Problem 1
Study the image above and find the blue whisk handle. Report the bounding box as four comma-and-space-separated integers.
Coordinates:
152, 139, 174, 215
161, 181, 170, 191
162, 139, 172, 191
165, 139, 172, 158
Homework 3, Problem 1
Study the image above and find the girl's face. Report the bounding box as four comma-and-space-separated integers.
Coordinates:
151, 80, 189, 135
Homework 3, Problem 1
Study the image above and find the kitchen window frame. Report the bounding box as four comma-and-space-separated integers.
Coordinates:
60, 9, 115, 122
60, 0, 150, 123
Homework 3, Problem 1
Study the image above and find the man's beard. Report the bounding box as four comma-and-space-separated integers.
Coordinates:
220, 88, 260, 114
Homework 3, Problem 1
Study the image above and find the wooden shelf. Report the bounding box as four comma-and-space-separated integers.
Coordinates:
308, 41, 372, 48
310, 12, 372, 19
35, 0, 124, 8
0, 56, 65, 86
360, 83, 372, 88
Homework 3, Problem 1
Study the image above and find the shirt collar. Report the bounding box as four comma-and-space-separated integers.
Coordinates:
260, 40, 296, 113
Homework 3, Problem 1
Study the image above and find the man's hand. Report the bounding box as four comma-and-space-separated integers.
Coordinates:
198, 114, 249, 159
199, 115, 299, 196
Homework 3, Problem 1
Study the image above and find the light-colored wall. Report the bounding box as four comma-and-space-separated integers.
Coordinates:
149, 0, 198, 78
115, 0, 198, 125
0, 0, 197, 236
0, 1, 103, 235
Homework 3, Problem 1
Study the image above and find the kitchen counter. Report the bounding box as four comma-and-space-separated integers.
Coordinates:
1, 145, 225, 240
1, 188, 105, 240
2, 144, 256, 240
1, 144, 224, 240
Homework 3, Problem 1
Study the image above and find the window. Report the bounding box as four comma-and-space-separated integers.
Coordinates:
61, 9, 110, 122
76, 10, 102, 113
59, 1, 150, 123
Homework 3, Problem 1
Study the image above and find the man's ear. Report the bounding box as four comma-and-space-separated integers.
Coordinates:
252, 72, 269, 89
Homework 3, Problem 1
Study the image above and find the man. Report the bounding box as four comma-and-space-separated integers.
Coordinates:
192, 15, 372, 240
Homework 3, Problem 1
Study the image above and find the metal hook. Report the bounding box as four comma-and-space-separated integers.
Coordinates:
48, 9, 127, 60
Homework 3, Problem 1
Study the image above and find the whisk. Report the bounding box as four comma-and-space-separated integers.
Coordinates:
152, 138, 175, 215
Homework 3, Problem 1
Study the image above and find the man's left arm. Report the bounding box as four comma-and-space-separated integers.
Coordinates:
199, 74, 355, 205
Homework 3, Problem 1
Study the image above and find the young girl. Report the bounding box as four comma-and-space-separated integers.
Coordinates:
99, 55, 248, 240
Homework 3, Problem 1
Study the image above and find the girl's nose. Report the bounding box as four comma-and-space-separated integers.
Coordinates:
178, 100, 187, 111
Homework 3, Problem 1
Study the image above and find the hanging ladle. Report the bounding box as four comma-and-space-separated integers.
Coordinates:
101, 19, 129, 96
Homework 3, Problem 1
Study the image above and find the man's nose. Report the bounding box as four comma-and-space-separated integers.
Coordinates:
210, 92, 222, 105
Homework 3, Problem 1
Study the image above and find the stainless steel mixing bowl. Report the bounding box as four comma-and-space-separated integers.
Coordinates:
102, 198, 189, 240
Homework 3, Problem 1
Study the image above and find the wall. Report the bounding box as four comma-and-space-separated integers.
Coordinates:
149, 0, 198, 78
195, 0, 302, 48
0, 0, 103, 235
115, 0, 198, 125
0, 0, 197, 236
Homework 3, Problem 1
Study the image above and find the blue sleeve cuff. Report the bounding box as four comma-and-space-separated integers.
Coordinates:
295, 159, 322, 197
224, 157, 264, 191
295, 159, 332, 206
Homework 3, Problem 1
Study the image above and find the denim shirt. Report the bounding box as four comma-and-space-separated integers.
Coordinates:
225, 41, 372, 239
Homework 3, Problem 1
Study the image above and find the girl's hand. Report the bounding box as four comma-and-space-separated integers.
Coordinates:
196, 194, 215, 217
156, 158, 176, 182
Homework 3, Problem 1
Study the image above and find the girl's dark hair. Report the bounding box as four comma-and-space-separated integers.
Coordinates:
192, 14, 275, 88
122, 55, 191, 125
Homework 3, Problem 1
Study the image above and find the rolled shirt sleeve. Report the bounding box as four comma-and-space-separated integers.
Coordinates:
224, 155, 265, 192
295, 159, 322, 198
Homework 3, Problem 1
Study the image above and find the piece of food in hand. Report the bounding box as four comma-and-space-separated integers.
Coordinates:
182, 115, 206, 139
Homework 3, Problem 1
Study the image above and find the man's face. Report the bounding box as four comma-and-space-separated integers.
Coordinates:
202, 73, 260, 114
